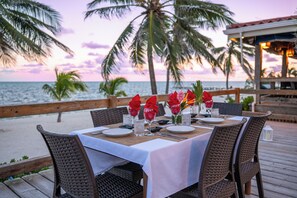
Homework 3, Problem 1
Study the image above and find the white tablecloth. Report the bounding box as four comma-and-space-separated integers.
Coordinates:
71, 126, 212, 198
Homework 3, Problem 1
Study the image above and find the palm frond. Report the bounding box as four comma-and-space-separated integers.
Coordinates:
101, 22, 134, 79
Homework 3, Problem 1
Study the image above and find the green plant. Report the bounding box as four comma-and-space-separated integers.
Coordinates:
99, 77, 128, 97
226, 96, 235, 103
241, 96, 254, 111
192, 80, 203, 104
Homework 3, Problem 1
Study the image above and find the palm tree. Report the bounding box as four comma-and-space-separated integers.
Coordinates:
42, 68, 88, 122
0, 0, 72, 67
85, 0, 234, 94
99, 77, 128, 97
213, 40, 254, 89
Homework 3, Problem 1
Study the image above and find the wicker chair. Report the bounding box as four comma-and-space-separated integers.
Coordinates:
90, 107, 129, 127
138, 103, 166, 119
37, 125, 143, 198
171, 119, 247, 198
235, 111, 271, 198
213, 102, 243, 116
90, 107, 143, 183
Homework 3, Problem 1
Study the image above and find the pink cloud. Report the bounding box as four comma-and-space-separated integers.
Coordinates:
57, 27, 74, 36
65, 54, 74, 59
82, 42, 109, 49
22, 63, 43, 67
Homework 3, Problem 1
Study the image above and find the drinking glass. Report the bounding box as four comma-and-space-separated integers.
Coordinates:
134, 119, 145, 136
129, 108, 139, 125
211, 108, 219, 118
144, 108, 156, 136
123, 114, 132, 125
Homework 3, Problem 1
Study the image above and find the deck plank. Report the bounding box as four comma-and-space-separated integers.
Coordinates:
38, 169, 54, 182
22, 173, 53, 197
4, 178, 48, 198
0, 182, 19, 198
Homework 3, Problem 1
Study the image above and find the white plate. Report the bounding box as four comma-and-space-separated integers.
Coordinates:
166, 126, 195, 133
199, 118, 225, 124
102, 128, 133, 137
164, 114, 172, 118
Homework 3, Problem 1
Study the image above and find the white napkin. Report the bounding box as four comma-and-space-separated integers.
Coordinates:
71, 126, 109, 135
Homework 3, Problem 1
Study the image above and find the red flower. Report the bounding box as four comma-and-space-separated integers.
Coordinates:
129, 94, 141, 116
168, 92, 180, 107
186, 90, 195, 106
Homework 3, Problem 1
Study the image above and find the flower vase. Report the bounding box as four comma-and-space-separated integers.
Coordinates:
190, 104, 199, 115
172, 113, 182, 125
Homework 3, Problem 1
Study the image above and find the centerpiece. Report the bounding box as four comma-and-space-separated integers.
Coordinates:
167, 90, 195, 125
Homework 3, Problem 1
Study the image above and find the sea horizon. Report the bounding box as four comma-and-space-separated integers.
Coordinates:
0, 81, 246, 106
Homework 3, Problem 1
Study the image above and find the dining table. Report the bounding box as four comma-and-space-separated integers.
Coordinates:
71, 115, 246, 198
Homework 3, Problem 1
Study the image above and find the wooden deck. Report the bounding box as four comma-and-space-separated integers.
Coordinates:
0, 121, 296, 198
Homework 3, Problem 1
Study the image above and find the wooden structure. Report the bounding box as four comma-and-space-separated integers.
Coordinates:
1, 120, 296, 198
224, 15, 297, 115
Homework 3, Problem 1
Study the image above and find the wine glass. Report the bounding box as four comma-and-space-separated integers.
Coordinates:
129, 108, 139, 125
144, 107, 156, 136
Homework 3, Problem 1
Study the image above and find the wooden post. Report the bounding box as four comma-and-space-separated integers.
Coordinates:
281, 49, 288, 78
254, 44, 262, 105
235, 88, 240, 103
108, 95, 117, 108
245, 180, 252, 195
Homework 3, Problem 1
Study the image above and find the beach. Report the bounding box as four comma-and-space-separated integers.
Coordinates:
0, 111, 94, 163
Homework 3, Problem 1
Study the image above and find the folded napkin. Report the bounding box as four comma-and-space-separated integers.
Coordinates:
129, 94, 141, 117
71, 126, 109, 135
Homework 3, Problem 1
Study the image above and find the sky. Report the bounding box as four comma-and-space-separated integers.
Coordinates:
0, 0, 296, 82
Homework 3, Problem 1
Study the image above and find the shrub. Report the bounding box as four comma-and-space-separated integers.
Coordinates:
241, 96, 254, 111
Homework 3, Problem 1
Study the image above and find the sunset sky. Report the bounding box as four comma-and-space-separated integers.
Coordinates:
0, 0, 296, 82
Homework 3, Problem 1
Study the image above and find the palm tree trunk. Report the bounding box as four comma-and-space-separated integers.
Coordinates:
147, 44, 158, 94
226, 72, 229, 90
165, 67, 170, 94
57, 112, 62, 122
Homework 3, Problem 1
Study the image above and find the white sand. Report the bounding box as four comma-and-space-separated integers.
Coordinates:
0, 111, 94, 163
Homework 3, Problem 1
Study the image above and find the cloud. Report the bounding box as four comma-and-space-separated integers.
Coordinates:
28, 68, 42, 74
22, 63, 43, 67
65, 54, 74, 59
57, 27, 75, 36
82, 42, 109, 49
88, 52, 100, 56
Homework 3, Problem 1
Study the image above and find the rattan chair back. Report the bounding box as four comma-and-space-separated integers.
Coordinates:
138, 103, 166, 119
236, 111, 271, 163
90, 107, 128, 127
198, 118, 247, 197
37, 125, 98, 198
235, 111, 271, 198
213, 102, 243, 116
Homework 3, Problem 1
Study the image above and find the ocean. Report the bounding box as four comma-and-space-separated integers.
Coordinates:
0, 81, 246, 106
